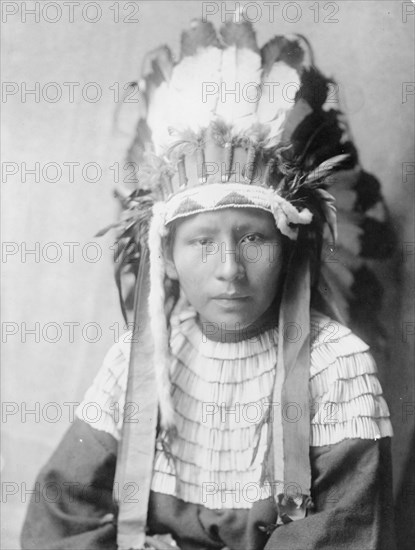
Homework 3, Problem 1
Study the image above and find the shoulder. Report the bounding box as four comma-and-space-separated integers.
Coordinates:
309, 310, 371, 384
75, 333, 132, 440
309, 311, 393, 447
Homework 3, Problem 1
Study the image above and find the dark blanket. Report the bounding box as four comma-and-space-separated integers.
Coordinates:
21, 420, 395, 550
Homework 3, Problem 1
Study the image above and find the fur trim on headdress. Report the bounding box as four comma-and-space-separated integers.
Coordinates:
148, 202, 175, 428
270, 191, 313, 239
163, 183, 313, 240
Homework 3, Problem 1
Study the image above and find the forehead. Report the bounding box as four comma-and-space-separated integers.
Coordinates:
171, 208, 278, 234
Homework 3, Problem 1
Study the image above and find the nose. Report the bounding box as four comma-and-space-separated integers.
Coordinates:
215, 241, 246, 282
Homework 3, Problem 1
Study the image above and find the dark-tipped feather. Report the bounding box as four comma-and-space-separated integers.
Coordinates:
141, 45, 174, 87
181, 20, 220, 57
219, 20, 258, 51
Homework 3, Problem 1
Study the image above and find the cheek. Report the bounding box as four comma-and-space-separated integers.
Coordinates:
174, 246, 212, 280
261, 266, 283, 299
251, 248, 284, 285
174, 257, 205, 296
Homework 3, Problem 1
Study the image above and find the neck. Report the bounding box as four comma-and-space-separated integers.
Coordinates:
198, 305, 279, 344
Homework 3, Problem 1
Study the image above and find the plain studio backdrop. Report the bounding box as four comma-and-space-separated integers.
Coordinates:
1, 1, 414, 548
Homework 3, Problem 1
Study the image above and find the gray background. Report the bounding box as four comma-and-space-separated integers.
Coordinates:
2, 0, 414, 547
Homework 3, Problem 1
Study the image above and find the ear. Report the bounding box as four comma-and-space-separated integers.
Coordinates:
162, 240, 179, 280
165, 256, 179, 280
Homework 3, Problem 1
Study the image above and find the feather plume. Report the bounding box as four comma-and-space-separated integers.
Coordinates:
146, 81, 171, 156
139, 151, 175, 198
242, 122, 270, 145
181, 20, 220, 57
167, 128, 206, 159
141, 47, 174, 154
220, 20, 259, 51
141, 45, 174, 87
215, 45, 262, 134
279, 36, 308, 70
112, 82, 141, 140
314, 188, 337, 242
281, 98, 313, 142
257, 61, 301, 148
242, 125, 269, 182
327, 170, 358, 214
139, 45, 173, 121
303, 154, 351, 187
163, 47, 222, 142
210, 118, 233, 146
261, 36, 284, 73
335, 214, 364, 256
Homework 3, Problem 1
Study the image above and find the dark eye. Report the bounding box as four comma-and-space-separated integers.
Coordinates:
241, 233, 263, 244
191, 237, 214, 246
198, 238, 211, 246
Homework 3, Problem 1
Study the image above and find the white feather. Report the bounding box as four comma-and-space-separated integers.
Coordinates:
146, 81, 171, 155
257, 61, 300, 147
165, 47, 222, 139
215, 47, 262, 135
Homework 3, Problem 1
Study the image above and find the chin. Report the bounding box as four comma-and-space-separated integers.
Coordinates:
205, 308, 262, 331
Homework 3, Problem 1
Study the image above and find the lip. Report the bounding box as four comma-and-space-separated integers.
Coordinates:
213, 294, 249, 301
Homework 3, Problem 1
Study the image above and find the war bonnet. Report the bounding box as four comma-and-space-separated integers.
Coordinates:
99, 19, 394, 550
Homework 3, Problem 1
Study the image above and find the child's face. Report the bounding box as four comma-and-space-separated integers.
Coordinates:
165, 208, 285, 330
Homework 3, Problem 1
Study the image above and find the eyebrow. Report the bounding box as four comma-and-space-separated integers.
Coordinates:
184, 222, 266, 233
180, 212, 274, 235
184, 224, 219, 234
233, 222, 268, 232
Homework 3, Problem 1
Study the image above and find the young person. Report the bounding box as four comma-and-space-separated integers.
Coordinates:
21, 20, 395, 550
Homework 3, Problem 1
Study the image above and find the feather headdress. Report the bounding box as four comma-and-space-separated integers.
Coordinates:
101, 19, 395, 550
112, 18, 393, 341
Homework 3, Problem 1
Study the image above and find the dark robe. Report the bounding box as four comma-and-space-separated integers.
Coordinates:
21, 419, 396, 550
